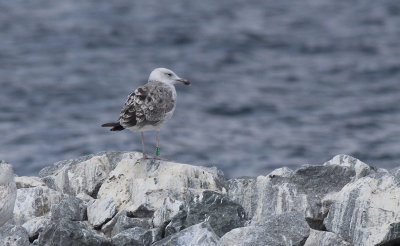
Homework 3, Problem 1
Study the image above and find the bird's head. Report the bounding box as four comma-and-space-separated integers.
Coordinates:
148, 68, 191, 86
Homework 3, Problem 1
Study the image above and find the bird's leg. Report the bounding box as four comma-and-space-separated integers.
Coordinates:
154, 130, 168, 161
155, 130, 160, 156
141, 132, 149, 159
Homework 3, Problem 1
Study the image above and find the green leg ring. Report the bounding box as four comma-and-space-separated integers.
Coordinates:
155, 147, 160, 156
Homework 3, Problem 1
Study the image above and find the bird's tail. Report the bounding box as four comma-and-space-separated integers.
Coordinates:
101, 122, 125, 131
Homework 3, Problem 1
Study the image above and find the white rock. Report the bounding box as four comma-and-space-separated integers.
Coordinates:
304, 229, 351, 246
15, 176, 46, 189
22, 216, 51, 241
44, 154, 112, 197
76, 192, 95, 203
13, 186, 64, 225
324, 172, 400, 246
153, 222, 220, 246
87, 197, 117, 228
97, 155, 226, 213
323, 154, 375, 180
153, 197, 184, 228
0, 162, 17, 227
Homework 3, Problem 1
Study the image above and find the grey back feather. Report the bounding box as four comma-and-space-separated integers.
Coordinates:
119, 81, 175, 128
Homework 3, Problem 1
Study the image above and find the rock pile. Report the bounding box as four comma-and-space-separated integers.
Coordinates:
1, 152, 400, 246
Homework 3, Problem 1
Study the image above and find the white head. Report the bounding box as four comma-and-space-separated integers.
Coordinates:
148, 68, 191, 86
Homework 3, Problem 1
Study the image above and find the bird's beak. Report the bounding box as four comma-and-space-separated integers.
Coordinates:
175, 78, 191, 85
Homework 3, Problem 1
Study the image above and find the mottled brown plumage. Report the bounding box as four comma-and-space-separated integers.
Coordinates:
119, 81, 175, 129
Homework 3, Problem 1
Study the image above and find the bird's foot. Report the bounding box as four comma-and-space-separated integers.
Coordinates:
141, 154, 167, 161
153, 156, 169, 161
141, 153, 151, 160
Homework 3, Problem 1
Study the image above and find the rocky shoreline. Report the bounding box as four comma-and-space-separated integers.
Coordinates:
1, 152, 400, 246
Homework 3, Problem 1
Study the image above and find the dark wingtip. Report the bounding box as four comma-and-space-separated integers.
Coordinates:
110, 125, 125, 131
102, 122, 119, 127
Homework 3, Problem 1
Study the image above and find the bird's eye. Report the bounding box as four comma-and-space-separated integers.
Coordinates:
166, 73, 172, 77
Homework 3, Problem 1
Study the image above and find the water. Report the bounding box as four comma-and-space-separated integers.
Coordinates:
1, 0, 400, 178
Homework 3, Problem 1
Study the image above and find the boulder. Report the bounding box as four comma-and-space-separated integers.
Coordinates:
111, 215, 152, 237
40, 154, 111, 197
153, 197, 184, 228
97, 155, 226, 213
51, 196, 87, 221
15, 176, 46, 189
226, 177, 257, 218
153, 222, 219, 246
324, 172, 400, 246
101, 210, 153, 237
323, 154, 376, 180
180, 191, 246, 237
21, 216, 51, 242
219, 211, 310, 246
39, 152, 137, 197
87, 197, 117, 228
111, 227, 153, 246
227, 155, 375, 229
151, 227, 163, 243
13, 186, 64, 225
38, 219, 111, 246
0, 162, 17, 227
304, 229, 351, 246
0, 223, 30, 246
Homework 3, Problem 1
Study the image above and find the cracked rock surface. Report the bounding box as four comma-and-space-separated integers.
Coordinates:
1, 152, 399, 246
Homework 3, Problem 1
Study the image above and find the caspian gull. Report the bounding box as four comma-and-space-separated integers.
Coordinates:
102, 68, 190, 159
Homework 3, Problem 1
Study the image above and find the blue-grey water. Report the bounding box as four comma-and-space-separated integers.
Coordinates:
1, 0, 400, 178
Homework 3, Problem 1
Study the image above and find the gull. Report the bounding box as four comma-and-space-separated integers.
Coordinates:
102, 68, 190, 159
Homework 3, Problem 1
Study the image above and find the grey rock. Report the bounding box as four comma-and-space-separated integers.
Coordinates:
184, 191, 246, 237
220, 211, 310, 246
13, 186, 64, 225
304, 229, 351, 246
164, 191, 246, 237
101, 211, 125, 237
0, 162, 17, 227
324, 172, 400, 246
164, 210, 187, 237
151, 227, 163, 243
0, 222, 30, 246
111, 215, 152, 237
226, 177, 257, 218
21, 216, 51, 242
76, 192, 95, 203
51, 196, 87, 221
87, 197, 117, 228
153, 222, 219, 246
101, 210, 152, 237
128, 204, 155, 218
323, 154, 376, 180
111, 227, 153, 246
38, 219, 111, 246
227, 155, 375, 230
